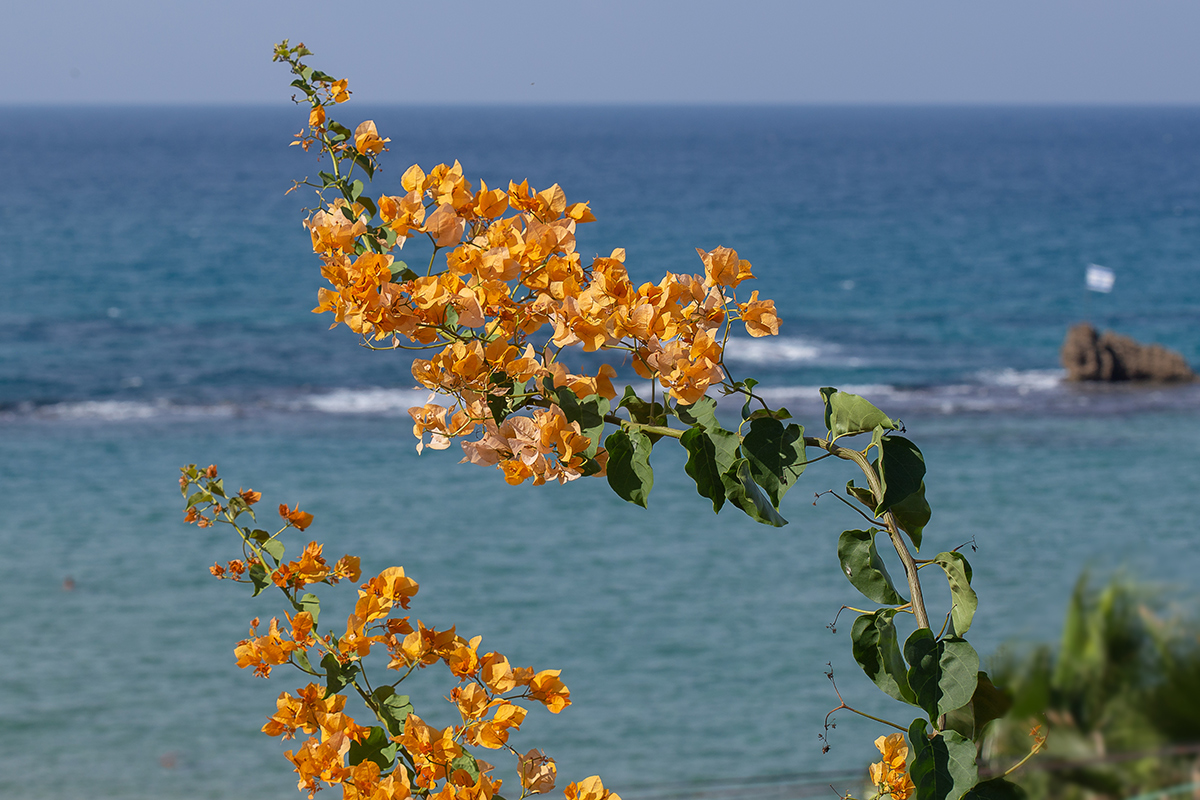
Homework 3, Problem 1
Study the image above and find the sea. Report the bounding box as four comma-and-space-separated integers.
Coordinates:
2, 104, 1199, 799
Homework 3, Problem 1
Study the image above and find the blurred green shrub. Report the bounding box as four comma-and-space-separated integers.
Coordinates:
983, 575, 1200, 798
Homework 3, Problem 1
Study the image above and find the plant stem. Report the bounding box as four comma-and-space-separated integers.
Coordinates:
805, 436, 930, 631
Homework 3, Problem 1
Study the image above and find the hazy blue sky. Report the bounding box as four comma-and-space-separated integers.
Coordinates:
5, 0, 1200, 105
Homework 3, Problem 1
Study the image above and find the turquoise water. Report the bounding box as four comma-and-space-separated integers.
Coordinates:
1, 105, 1199, 798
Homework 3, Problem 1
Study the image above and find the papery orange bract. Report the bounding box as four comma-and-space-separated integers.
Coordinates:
333, 554, 362, 582
466, 701, 527, 749
518, 749, 557, 795
737, 290, 780, 338
354, 120, 390, 155
279, 503, 315, 531
480, 652, 517, 693
328, 79, 350, 103
564, 775, 620, 800
527, 669, 571, 713
697, 246, 754, 289
445, 635, 482, 679
287, 732, 353, 797
868, 733, 915, 800
398, 713, 463, 788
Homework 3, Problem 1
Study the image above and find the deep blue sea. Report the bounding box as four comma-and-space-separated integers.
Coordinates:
2, 105, 1199, 799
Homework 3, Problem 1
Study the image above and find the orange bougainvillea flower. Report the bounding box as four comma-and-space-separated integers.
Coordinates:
480, 652, 516, 693
564, 776, 620, 800
327, 79, 350, 103
527, 669, 571, 713
736, 290, 780, 338
234, 614, 313, 678
517, 749, 557, 795
279, 503, 314, 531
353, 120, 390, 155
273, 541, 331, 589
697, 246, 754, 288
868, 733, 915, 800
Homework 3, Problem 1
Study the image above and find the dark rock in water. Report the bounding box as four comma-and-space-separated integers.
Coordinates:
1061, 323, 1195, 382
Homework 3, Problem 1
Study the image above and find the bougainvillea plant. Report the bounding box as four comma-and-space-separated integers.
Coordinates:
176, 40, 1049, 800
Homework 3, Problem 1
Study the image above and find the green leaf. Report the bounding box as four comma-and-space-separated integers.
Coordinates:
604, 429, 654, 508
850, 610, 915, 704
449, 753, 481, 782
845, 480, 876, 510
720, 458, 787, 526
944, 671, 1013, 742
741, 418, 806, 507
318, 170, 338, 188
905, 630, 980, 720
347, 726, 397, 769
875, 435, 925, 515
963, 778, 1028, 800
676, 396, 720, 431
185, 491, 210, 509
348, 179, 365, 201
909, 718, 979, 800
249, 563, 270, 597
738, 378, 759, 420
745, 406, 792, 422
891, 481, 930, 551
248, 529, 272, 544
935, 552, 978, 635
820, 387, 897, 439
392, 264, 419, 282
298, 592, 321, 626
618, 386, 665, 426
680, 425, 739, 513
443, 305, 459, 329
838, 529, 905, 605
321, 653, 359, 694
357, 195, 378, 220
544, 381, 608, 458
371, 686, 413, 737
208, 478, 226, 498
293, 648, 313, 673
353, 153, 376, 180
261, 538, 285, 562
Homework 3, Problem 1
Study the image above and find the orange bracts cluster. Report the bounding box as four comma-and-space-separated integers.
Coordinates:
235, 613, 316, 678
868, 733, 915, 800
285, 56, 781, 485
183, 455, 590, 800
458, 405, 604, 486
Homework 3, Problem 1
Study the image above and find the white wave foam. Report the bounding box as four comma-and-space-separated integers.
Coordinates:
975, 369, 1064, 394
15, 400, 238, 422
298, 388, 431, 415
721, 337, 827, 365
